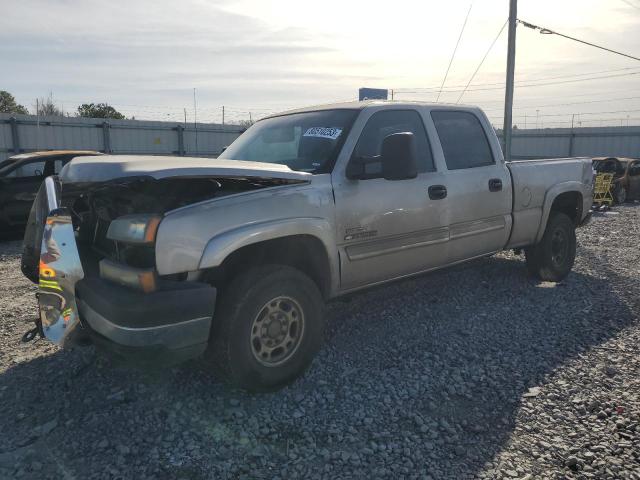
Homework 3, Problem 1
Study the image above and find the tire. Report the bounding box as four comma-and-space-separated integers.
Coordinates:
208, 265, 325, 391
525, 212, 576, 282
614, 184, 627, 204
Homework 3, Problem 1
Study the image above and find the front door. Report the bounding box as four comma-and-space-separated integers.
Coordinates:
332, 109, 450, 291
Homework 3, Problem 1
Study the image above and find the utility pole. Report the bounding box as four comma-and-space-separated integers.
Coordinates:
502, 0, 517, 161
222, 106, 225, 126
36, 98, 40, 150
193, 88, 198, 153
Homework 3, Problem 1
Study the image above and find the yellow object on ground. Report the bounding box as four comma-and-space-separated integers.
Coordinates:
593, 173, 614, 206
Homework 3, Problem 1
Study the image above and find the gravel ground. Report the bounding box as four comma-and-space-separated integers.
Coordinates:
1, 206, 640, 480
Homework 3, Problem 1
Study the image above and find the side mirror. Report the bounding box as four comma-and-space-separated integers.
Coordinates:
346, 132, 418, 181
380, 132, 418, 180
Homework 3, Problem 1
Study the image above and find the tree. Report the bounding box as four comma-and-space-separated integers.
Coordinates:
35, 93, 65, 117
77, 103, 125, 120
0, 91, 28, 114
238, 119, 255, 128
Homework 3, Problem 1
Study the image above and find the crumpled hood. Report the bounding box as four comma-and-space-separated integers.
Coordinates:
59, 155, 311, 183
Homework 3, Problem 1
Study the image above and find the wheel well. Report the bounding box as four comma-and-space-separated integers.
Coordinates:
203, 235, 331, 299
550, 191, 583, 226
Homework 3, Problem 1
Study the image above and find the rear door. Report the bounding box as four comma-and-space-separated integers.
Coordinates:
332, 108, 450, 290
429, 109, 512, 262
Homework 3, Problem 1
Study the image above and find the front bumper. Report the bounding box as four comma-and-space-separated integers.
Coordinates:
26, 176, 216, 365
76, 276, 216, 364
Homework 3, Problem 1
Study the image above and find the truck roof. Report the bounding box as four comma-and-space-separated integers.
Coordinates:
264, 100, 482, 119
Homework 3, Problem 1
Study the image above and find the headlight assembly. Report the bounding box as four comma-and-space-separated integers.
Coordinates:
107, 214, 161, 245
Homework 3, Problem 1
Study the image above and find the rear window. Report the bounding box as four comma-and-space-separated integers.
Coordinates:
431, 110, 494, 170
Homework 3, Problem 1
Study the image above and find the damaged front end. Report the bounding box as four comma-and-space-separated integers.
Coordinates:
22, 177, 85, 346
21, 166, 304, 363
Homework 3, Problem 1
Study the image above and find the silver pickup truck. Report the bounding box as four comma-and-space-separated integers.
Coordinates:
21, 101, 593, 391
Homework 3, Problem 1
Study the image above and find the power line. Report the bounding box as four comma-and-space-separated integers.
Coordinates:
489, 116, 638, 128
482, 94, 640, 112
462, 85, 640, 107
397, 70, 640, 95
456, 19, 508, 103
508, 108, 640, 119
394, 65, 640, 93
487, 116, 640, 126
437, 2, 473, 102
518, 19, 640, 62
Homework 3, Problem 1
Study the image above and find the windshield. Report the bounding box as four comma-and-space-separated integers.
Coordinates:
0, 159, 16, 174
218, 109, 359, 173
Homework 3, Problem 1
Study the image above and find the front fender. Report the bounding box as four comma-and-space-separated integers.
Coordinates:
198, 217, 339, 290
535, 181, 585, 243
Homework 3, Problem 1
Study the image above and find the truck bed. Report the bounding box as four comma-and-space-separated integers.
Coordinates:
506, 157, 593, 249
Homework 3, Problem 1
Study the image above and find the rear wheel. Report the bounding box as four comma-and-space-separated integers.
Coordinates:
525, 212, 576, 282
208, 265, 325, 391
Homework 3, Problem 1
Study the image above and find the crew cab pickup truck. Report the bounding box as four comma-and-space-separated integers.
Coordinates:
21, 101, 593, 391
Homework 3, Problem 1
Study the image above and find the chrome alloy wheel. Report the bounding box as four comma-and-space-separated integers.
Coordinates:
250, 296, 305, 366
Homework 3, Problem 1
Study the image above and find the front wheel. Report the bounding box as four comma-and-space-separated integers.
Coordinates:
208, 265, 325, 391
525, 212, 576, 282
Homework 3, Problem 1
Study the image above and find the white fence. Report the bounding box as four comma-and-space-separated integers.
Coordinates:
0, 114, 244, 161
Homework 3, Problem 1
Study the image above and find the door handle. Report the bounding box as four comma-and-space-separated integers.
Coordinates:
489, 178, 502, 192
428, 185, 447, 200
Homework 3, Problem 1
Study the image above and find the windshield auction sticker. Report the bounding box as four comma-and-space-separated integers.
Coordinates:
303, 127, 342, 140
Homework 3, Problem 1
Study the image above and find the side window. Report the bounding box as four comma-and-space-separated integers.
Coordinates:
53, 159, 67, 174
4, 161, 46, 179
431, 110, 494, 170
352, 110, 435, 173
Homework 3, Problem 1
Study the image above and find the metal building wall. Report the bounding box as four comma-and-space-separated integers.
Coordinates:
0, 114, 244, 161
3, 114, 639, 162
505, 126, 640, 160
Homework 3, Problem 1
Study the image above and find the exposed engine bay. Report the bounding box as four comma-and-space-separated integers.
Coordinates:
22, 175, 300, 282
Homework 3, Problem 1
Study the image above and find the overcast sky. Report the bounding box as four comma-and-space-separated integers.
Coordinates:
2, 0, 640, 127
